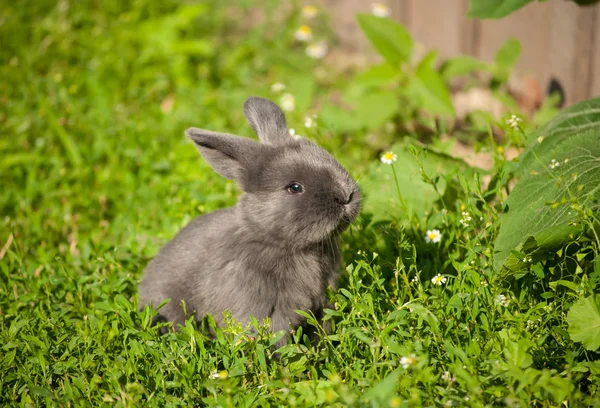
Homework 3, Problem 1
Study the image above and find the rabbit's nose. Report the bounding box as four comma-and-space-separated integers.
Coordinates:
335, 190, 354, 205
344, 190, 355, 205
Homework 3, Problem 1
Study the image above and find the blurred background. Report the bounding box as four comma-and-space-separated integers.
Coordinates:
323, 0, 600, 106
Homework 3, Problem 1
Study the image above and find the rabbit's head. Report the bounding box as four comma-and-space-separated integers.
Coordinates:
186, 97, 360, 248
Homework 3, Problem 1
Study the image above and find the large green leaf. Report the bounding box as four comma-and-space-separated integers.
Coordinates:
493, 130, 600, 271
406, 55, 455, 118
361, 141, 476, 221
355, 92, 399, 130
357, 14, 413, 67
467, 0, 535, 19
567, 295, 600, 351
519, 97, 600, 172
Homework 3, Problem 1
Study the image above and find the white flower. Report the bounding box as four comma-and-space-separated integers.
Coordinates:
411, 275, 418, 283
525, 319, 540, 331
270, 82, 285, 93
371, 2, 390, 17
441, 371, 455, 383
294, 25, 312, 42
302, 5, 318, 19
506, 114, 522, 129
400, 354, 417, 369
425, 229, 441, 244
431, 274, 447, 285
209, 370, 228, 380
460, 211, 472, 227
306, 41, 328, 59
549, 159, 560, 169
522, 256, 532, 263
304, 116, 314, 128
494, 294, 510, 307
280, 93, 295, 112
380, 151, 397, 165
289, 128, 302, 140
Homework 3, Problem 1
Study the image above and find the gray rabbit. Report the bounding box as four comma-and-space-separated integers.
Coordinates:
139, 97, 360, 345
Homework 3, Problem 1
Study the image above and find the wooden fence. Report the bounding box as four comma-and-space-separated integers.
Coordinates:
320, 0, 600, 106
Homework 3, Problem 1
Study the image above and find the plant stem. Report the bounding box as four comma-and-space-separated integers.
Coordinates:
391, 163, 410, 218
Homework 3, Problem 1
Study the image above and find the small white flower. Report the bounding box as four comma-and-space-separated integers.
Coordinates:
549, 159, 561, 169
301, 5, 318, 19
270, 82, 285, 93
506, 114, 522, 129
280, 93, 295, 112
304, 116, 314, 128
431, 274, 447, 285
441, 371, 455, 383
400, 354, 417, 369
380, 151, 397, 165
494, 294, 510, 307
209, 370, 228, 380
525, 319, 539, 331
294, 25, 312, 42
289, 128, 302, 140
425, 229, 441, 244
411, 275, 418, 283
306, 41, 328, 59
522, 256, 532, 263
371, 2, 390, 17
460, 211, 472, 227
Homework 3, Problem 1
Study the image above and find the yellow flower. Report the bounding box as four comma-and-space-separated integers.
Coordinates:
380, 151, 397, 165
294, 25, 312, 42
302, 5, 318, 19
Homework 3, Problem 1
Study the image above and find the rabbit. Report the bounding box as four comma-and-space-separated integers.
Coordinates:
139, 96, 361, 346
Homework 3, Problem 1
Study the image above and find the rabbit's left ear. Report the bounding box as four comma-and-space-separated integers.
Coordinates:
243, 97, 290, 145
186, 127, 260, 191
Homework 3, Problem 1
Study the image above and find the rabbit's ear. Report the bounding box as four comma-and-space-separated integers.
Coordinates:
186, 128, 259, 187
243, 97, 290, 145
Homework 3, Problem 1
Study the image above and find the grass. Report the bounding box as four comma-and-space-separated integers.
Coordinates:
1, 1, 599, 406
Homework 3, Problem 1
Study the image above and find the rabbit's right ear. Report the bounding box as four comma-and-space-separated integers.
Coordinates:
243, 97, 290, 145
186, 128, 259, 188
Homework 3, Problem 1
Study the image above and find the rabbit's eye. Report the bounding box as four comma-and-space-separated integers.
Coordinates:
287, 183, 304, 194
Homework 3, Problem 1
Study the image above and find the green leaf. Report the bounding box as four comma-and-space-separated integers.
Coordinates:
493, 97, 600, 272
319, 104, 363, 133
441, 56, 490, 80
365, 368, 401, 404
354, 63, 401, 87
357, 14, 413, 66
493, 38, 521, 82
493, 129, 600, 271
362, 141, 477, 221
468, 0, 534, 19
520, 97, 600, 168
406, 53, 455, 118
567, 295, 600, 351
30, 386, 54, 398
355, 92, 399, 130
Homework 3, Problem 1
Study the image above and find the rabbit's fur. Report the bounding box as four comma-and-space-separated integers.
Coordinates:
139, 97, 360, 344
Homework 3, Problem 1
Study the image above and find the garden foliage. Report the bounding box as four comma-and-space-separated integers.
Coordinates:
1, 1, 599, 406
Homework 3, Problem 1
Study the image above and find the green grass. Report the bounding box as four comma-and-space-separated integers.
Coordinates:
1, 1, 599, 406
